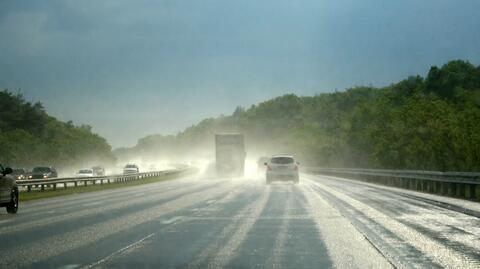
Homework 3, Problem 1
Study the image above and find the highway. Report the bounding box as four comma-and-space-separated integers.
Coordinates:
1, 173, 479, 268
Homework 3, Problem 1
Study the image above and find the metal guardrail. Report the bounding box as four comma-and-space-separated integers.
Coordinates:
16, 167, 192, 192
304, 167, 480, 200
304, 167, 480, 184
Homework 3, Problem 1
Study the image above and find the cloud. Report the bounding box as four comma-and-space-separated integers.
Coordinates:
0, 0, 479, 147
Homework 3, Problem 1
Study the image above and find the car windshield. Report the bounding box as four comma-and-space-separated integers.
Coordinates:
12, 169, 24, 174
78, 170, 93, 174
125, 165, 137, 169
32, 167, 51, 173
271, 157, 294, 164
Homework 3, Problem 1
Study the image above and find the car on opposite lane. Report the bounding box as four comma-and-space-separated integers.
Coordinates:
11, 168, 27, 180
28, 166, 58, 179
75, 168, 95, 177
0, 164, 18, 214
265, 155, 300, 184
123, 164, 139, 175
92, 166, 105, 176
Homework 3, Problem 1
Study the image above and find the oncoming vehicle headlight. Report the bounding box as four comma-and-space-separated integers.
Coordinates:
43, 175, 48, 179
28, 175, 32, 179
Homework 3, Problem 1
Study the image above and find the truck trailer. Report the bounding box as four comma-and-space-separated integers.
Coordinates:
215, 133, 246, 177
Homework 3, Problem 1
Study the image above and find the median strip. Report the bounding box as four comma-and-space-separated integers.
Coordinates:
18, 168, 197, 202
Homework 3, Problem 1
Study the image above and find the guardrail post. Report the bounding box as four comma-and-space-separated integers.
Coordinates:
465, 184, 474, 199
456, 183, 465, 198
407, 178, 415, 190
64, 182, 67, 189
84, 181, 87, 187
476, 185, 480, 200
53, 183, 57, 191
448, 183, 456, 197
427, 181, 434, 193
41, 184, 45, 191
440, 182, 448, 195
416, 179, 421, 191
27, 185, 31, 192
100, 179, 103, 185
74, 181, 77, 187
412, 179, 418, 190
434, 182, 440, 194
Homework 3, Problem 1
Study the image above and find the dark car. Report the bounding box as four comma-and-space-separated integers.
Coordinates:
28, 166, 58, 179
0, 164, 19, 214
11, 168, 27, 180
92, 166, 105, 176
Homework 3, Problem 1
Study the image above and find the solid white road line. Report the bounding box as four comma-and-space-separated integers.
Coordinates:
82, 233, 155, 269
304, 177, 480, 269
301, 182, 394, 269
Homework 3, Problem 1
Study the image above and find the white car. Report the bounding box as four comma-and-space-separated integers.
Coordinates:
75, 168, 94, 177
265, 155, 299, 184
123, 164, 139, 175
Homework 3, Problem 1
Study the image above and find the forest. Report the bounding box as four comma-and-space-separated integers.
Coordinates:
0, 90, 115, 170
118, 60, 480, 172
2, 59, 479, 172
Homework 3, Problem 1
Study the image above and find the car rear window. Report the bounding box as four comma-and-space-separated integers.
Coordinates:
271, 157, 294, 164
33, 167, 51, 173
79, 169, 93, 174
12, 169, 25, 174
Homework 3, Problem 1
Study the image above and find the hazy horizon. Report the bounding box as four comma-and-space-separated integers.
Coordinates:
1, 0, 479, 147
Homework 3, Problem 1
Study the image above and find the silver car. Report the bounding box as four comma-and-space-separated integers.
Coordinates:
123, 164, 139, 175
0, 164, 18, 214
265, 156, 299, 184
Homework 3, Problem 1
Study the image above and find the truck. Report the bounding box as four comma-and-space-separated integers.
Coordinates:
215, 133, 246, 177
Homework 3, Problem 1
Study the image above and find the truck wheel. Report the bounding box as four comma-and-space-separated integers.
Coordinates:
6, 191, 18, 214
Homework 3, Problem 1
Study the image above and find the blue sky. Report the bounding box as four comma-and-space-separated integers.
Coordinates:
1, 0, 479, 147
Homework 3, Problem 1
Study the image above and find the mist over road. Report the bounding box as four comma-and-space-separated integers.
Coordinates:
1, 174, 479, 268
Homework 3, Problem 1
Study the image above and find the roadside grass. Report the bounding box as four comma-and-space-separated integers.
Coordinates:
19, 169, 197, 202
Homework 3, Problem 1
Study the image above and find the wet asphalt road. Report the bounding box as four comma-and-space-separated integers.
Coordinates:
1, 173, 479, 269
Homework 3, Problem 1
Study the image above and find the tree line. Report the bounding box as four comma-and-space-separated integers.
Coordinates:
118, 60, 480, 172
0, 90, 115, 170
